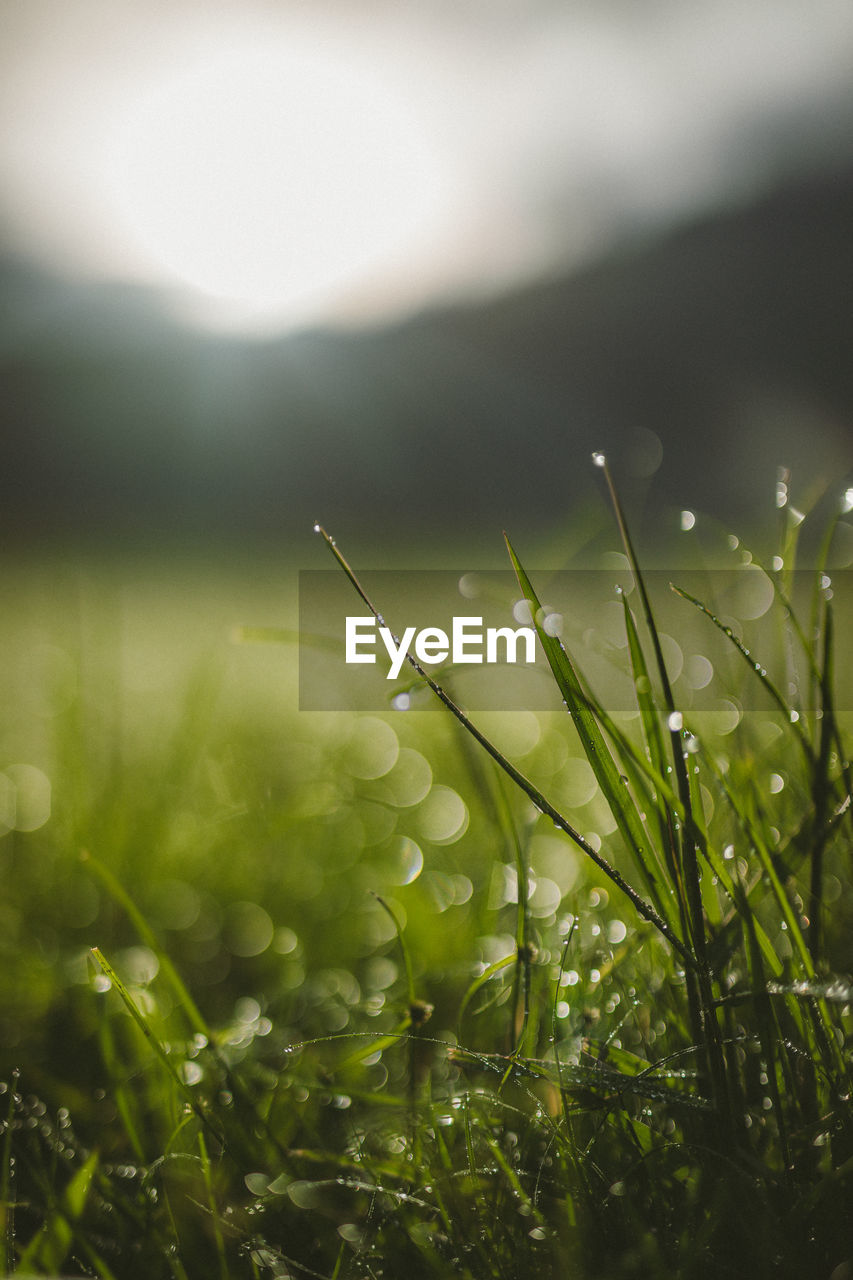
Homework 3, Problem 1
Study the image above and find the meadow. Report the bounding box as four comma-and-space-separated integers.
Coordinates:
1, 463, 852, 1279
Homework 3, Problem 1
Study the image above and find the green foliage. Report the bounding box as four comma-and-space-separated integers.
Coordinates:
1, 470, 852, 1278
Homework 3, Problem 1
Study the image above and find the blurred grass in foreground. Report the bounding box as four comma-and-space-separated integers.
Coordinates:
0, 470, 852, 1279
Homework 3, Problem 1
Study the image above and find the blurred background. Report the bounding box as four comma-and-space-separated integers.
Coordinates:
1, 0, 852, 562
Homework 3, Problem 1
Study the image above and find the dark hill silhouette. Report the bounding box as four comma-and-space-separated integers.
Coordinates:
2, 167, 851, 547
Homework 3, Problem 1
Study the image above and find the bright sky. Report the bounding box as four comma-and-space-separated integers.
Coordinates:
1, 0, 852, 332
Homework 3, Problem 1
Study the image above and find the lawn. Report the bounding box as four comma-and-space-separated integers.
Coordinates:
2, 464, 852, 1279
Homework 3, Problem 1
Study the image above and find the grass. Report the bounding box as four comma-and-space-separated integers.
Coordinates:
1, 462, 852, 1278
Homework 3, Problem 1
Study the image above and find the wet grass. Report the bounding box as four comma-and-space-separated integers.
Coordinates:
1, 466, 852, 1278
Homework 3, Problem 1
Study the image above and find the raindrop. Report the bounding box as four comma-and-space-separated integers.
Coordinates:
119, 946, 160, 986
388, 836, 424, 885
244, 1172, 270, 1197
273, 926, 298, 955
235, 998, 262, 1031
417, 785, 468, 844
181, 1061, 203, 1086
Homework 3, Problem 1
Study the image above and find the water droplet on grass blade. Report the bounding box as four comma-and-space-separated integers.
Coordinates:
244, 1172, 270, 1197
591, 451, 606, 467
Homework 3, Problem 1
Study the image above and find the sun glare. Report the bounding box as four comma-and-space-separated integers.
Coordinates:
100, 39, 455, 329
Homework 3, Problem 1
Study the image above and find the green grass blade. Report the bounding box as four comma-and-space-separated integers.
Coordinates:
82, 850, 209, 1039
457, 952, 517, 1041
504, 533, 670, 925
670, 584, 814, 764
89, 947, 225, 1149
374, 893, 415, 1006
591, 459, 728, 1133
620, 593, 688, 918
17, 1150, 98, 1274
316, 525, 695, 968
1, 1075, 17, 1277
809, 600, 835, 962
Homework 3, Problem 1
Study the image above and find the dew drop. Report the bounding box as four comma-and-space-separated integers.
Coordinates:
667, 711, 683, 732
591, 451, 606, 468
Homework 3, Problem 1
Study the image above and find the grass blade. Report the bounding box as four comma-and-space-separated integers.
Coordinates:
316, 525, 694, 968
505, 533, 671, 927
592, 456, 729, 1136
89, 947, 225, 1150
17, 1150, 98, 1275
